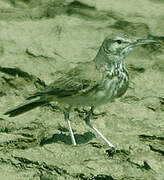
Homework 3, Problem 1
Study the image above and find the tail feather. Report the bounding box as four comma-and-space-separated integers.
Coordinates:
4, 98, 47, 117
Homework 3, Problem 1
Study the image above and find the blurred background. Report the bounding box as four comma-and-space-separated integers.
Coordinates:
0, 0, 164, 180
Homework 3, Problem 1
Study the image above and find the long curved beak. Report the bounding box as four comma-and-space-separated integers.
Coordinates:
130, 38, 158, 47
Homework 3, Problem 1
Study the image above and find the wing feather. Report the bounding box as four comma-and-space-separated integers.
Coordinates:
29, 62, 102, 99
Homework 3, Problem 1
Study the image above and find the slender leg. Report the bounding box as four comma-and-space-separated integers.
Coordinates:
64, 106, 77, 146
84, 107, 114, 147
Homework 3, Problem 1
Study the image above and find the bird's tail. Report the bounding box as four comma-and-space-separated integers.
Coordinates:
4, 97, 47, 117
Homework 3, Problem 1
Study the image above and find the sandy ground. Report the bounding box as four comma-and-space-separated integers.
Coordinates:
0, 0, 164, 179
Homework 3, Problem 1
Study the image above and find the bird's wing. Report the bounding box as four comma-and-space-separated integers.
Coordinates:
29, 62, 103, 99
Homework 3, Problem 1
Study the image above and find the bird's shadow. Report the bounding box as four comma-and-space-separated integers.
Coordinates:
40, 131, 96, 146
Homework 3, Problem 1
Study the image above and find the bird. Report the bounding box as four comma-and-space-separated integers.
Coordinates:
4, 33, 159, 147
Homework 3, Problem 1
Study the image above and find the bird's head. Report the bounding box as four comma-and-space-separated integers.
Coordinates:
98, 34, 158, 62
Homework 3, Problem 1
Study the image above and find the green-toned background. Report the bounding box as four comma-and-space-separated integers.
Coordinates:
0, 0, 164, 179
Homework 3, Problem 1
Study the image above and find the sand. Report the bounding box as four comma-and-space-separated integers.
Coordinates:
0, 0, 164, 179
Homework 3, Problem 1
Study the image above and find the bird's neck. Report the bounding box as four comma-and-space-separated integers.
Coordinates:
93, 51, 127, 74
108, 60, 128, 77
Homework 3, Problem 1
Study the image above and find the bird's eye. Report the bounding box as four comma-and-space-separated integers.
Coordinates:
116, 39, 122, 44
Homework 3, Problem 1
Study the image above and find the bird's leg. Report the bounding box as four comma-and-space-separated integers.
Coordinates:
64, 106, 77, 146
84, 106, 114, 147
